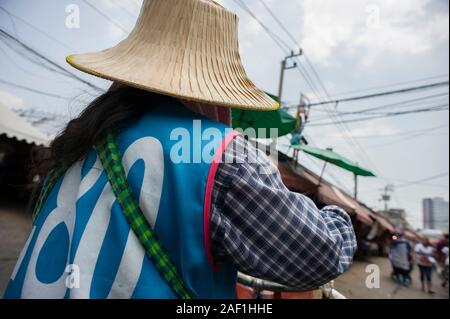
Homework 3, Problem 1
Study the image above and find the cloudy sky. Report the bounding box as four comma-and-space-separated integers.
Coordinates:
0, 0, 448, 229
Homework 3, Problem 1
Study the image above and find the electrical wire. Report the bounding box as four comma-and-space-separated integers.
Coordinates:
311, 123, 449, 139
309, 104, 449, 126
302, 81, 450, 107
81, 0, 130, 35
0, 28, 104, 91
0, 78, 72, 100
395, 172, 449, 189
309, 91, 449, 116
251, 0, 381, 174
325, 74, 449, 99
232, 0, 292, 53
0, 6, 76, 51
0, 6, 18, 38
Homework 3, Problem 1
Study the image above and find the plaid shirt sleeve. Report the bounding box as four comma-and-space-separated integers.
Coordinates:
210, 136, 357, 290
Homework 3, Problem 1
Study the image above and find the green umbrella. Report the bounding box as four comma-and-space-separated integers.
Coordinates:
294, 144, 375, 177
232, 93, 298, 138
292, 144, 376, 198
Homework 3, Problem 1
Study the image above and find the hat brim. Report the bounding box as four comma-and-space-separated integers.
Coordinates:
67, 54, 280, 111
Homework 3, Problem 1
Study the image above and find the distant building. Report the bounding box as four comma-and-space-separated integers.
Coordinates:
423, 198, 449, 232
423, 199, 434, 229
382, 208, 409, 230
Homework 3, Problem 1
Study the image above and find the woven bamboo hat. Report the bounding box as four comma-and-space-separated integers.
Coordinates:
67, 0, 279, 110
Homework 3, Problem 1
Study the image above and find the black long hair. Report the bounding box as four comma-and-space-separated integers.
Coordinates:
33, 86, 158, 178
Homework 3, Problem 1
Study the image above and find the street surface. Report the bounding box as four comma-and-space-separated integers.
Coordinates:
1, 207, 448, 299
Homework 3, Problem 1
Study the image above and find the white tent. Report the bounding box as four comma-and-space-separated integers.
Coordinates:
0, 102, 50, 146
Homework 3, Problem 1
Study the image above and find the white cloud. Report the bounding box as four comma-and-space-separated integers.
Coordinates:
0, 90, 25, 110
297, 0, 449, 66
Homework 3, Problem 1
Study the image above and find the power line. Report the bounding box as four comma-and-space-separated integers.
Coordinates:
254, 0, 380, 173
395, 172, 449, 189
366, 127, 449, 149
0, 44, 70, 84
368, 133, 448, 149
257, 0, 327, 97
0, 6, 106, 94
253, 0, 328, 103
0, 28, 103, 91
232, 0, 328, 109
236, 0, 330, 108
266, 1, 449, 171
309, 104, 449, 126
376, 174, 450, 189
81, 0, 130, 35
325, 74, 450, 99
311, 123, 449, 139
0, 78, 71, 100
0, 6, 18, 38
310, 91, 449, 116
309, 92, 449, 122
0, 6, 76, 51
232, 0, 291, 52
304, 81, 450, 107
257, 0, 299, 46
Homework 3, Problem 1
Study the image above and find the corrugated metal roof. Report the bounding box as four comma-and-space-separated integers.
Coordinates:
0, 102, 49, 146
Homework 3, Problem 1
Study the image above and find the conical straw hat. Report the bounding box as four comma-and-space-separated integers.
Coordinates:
67, 0, 279, 110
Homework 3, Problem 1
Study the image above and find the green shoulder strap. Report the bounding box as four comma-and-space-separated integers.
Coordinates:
32, 133, 194, 299
95, 133, 194, 299
32, 165, 66, 224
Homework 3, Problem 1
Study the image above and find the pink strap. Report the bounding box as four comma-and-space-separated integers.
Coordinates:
204, 131, 241, 270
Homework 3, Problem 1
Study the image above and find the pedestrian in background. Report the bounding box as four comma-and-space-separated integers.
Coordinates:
441, 245, 449, 288
436, 234, 449, 264
389, 232, 412, 287
415, 239, 436, 294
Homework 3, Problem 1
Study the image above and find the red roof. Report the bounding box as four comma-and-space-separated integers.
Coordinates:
278, 160, 375, 226
274, 153, 398, 234
374, 215, 395, 233
278, 162, 317, 194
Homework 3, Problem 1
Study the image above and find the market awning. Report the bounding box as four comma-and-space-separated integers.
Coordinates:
293, 145, 376, 177
274, 150, 380, 227
331, 186, 374, 225
278, 161, 320, 195
276, 155, 374, 226
374, 215, 395, 234
314, 180, 373, 226
0, 102, 49, 146
232, 93, 298, 138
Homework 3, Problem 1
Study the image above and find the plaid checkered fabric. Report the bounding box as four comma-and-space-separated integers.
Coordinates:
32, 132, 356, 294
210, 136, 357, 290
95, 133, 193, 299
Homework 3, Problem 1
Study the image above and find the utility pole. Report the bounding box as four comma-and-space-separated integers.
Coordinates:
277, 50, 303, 106
271, 50, 303, 151
380, 185, 395, 213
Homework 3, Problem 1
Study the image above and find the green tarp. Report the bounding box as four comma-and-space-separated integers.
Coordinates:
292, 144, 376, 177
231, 93, 298, 138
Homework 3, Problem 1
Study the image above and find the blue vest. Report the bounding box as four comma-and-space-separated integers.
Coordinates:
4, 96, 238, 299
